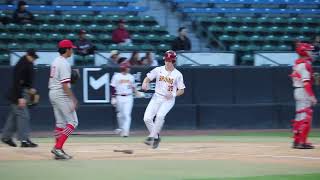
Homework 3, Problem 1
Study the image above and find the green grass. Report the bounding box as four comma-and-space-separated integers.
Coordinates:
188, 173, 320, 180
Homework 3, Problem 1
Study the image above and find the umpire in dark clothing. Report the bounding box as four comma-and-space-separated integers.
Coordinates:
1, 49, 38, 148
171, 27, 192, 51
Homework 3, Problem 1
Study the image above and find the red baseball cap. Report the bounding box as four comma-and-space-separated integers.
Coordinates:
58, 39, 76, 48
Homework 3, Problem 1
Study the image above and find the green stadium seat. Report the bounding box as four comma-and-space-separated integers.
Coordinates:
296, 35, 310, 42
95, 43, 108, 51
41, 43, 57, 50
32, 33, 47, 42
94, 14, 109, 24
225, 26, 238, 34
161, 34, 175, 43
245, 44, 260, 51
16, 33, 31, 41
212, 17, 227, 25
88, 24, 105, 33
242, 17, 256, 25
98, 34, 112, 43
284, 26, 298, 35
140, 16, 157, 26
48, 33, 64, 41
249, 35, 263, 43
300, 26, 313, 34
23, 24, 38, 32
235, 35, 248, 42
108, 44, 120, 51
86, 34, 97, 43
46, 14, 61, 24
121, 44, 139, 51
316, 27, 320, 34
278, 45, 291, 51
135, 24, 149, 34
0, 53, 9, 65
265, 35, 278, 43
254, 26, 268, 34
279, 35, 292, 43
0, 32, 12, 41
71, 24, 84, 32
39, 24, 56, 32
24, 43, 40, 50
272, 17, 287, 25
131, 34, 145, 44
34, 14, 47, 24
65, 33, 77, 41
228, 16, 242, 25
219, 35, 233, 43
257, 17, 272, 25
230, 44, 243, 51
146, 34, 161, 43
104, 24, 116, 32
62, 14, 78, 24
156, 44, 171, 53
107, 15, 121, 23
140, 44, 155, 51
6, 23, 20, 32
208, 25, 223, 34
124, 15, 141, 25
261, 45, 275, 51
288, 17, 304, 25
269, 26, 282, 34
240, 54, 254, 65
151, 25, 167, 35
57, 24, 69, 33
8, 43, 23, 50
79, 14, 93, 24
239, 26, 254, 34
0, 43, 7, 50
74, 54, 95, 66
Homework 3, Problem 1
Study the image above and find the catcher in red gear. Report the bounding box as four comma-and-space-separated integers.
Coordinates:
290, 43, 317, 149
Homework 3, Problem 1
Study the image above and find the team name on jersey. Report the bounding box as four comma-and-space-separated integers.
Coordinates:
119, 79, 131, 84
159, 75, 174, 85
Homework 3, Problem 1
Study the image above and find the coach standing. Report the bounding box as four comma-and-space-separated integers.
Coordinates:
1, 49, 39, 148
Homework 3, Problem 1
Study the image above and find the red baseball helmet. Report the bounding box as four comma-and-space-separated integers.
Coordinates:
163, 50, 177, 63
296, 43, 314, 57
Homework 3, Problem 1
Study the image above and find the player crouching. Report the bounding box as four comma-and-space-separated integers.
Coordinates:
291, 43, 317, 149
141, 50, 186, 149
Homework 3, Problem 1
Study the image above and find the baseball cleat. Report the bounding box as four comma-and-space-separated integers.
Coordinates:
21, 139, 38, 148
152, 138, 161, 149
51, 148, 72, 160
1, 138, 17, 147
144, 137, 154, 146
292, 143, 315, 149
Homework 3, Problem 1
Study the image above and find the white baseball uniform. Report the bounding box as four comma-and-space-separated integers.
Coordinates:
143, 66, 185, 138
49, 56, 78, 129
111, 72, 135, 136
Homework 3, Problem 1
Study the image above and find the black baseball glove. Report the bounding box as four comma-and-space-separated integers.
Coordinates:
71, 69, 80, 84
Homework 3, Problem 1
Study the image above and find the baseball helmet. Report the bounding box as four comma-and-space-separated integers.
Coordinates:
163, 50, 177, 63
296, 43, 314, 57
120, 61, 131, 71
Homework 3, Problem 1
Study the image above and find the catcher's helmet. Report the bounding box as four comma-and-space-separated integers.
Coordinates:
163, 50, 177, 63
296, 43, 314, 57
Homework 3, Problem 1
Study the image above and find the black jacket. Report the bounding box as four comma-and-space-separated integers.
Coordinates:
9, 56, 34, 103
171, 36, 191, 51
12, 9, 34, 24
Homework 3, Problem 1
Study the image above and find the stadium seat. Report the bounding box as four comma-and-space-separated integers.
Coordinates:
161, 34, 175, 43
8, 43, 23, 50
239, 26, 254, 34
23, 24, 38, 32
140, 15, 157, 26
225, 26, 238, 34
0, 53, 9, 65
16, 33, 31, 42
151, 25, 168, 35
265, 35, 278, 43
219, 35, 234, 43
277, 44, 291, 51
156, 44, 171, 53
24, 43, 40, 50
279, 35, 292, 43
235, 35, 248, 42
242, 17, 256, 25
94, 14, 108, 24
65, 33, 77, 41
254, 26, 268, 34
0, 43, 7, 50
140, 44, 155, 51
39, 24, 56, 32
108, 44, 120, 51
230, 44, 243, 51
46, 14, 61, 24
261, 44, 275, 51
48, 33, 64, 42
131, 34, 145, 44
6, 23, 20, 32
95, 43, 108, 51
124, 15, 141, 25
245, 44, 260, 51
98, 34, 112, 43
88, 24, 105, 33
32, 33, 47, 42
41, 43, 57, 50
0, 32, 11, 41
62, 14, 78, 25
146, 34, 161, 43
79, 14, 93, 24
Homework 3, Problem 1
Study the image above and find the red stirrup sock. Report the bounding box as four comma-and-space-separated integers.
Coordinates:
54, 127, 64, 143
55, 124, 75, 149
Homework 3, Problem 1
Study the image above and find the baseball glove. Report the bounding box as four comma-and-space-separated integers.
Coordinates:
71, 69, 80, 84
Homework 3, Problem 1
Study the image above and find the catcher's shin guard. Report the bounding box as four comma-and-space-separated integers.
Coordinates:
294, 107, 313, 144
291, 119, 301, 144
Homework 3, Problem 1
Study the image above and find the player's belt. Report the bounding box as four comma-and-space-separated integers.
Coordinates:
117, 94, 132, 96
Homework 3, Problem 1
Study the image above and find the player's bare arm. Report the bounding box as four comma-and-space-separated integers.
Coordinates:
142, 77, 151, 91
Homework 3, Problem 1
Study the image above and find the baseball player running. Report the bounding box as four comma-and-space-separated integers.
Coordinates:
49, 39, 78, 160
141, 50, 185, 149
290, 43, 317, 149
110, 61, 138, 137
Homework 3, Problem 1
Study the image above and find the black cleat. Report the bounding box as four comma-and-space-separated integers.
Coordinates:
152, 138, 161, 149
21, 140, 38, 148
1, 138, 17, 147
144, 137, 154, 146
292, 142, 299, 149
293, 143, 315, 149
51, 148, 71, 160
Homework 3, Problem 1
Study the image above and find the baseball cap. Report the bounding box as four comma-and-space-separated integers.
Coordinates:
58, 39, 76, 48
110, 50, 119, 56
26, 49, 39, 59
